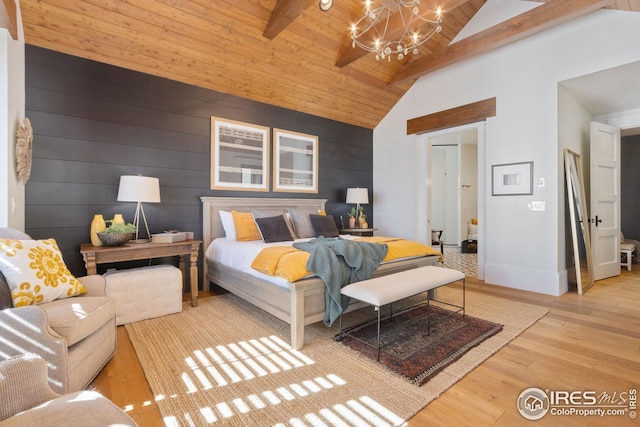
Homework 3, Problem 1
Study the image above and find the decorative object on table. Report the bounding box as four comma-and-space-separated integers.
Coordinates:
112, 214, 125, 225
97, 222, 137, 246
15, 117, 33, 185
359, 213, 368, 229
346, 187, 369, 226
151, 232, 187, 243
117, 175, 161, 242
210, 117, 270, 191
348, 207, 357, 229
90, 214, 106, 246
350, 0, 442, 62
491, 161, 534, 196
273, 128, 318, 193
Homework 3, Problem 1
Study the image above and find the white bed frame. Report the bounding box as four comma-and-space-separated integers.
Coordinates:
201, 196, 440, 349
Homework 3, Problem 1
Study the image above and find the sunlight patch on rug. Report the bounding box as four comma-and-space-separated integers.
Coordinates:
125, 289, 547, 426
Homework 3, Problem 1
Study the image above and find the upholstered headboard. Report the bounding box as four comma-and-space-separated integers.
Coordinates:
200, 197, 327, 254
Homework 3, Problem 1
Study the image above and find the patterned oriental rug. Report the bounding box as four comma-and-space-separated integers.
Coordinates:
335, 304, 503, 386
126, 287, 547, 426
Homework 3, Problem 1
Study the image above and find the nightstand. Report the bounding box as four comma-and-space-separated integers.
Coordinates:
339, 228, 377, 237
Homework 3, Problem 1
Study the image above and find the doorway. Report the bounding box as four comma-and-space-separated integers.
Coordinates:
421, 122, 485, 280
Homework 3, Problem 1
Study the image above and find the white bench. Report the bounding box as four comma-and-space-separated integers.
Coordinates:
339, 266, 465, 361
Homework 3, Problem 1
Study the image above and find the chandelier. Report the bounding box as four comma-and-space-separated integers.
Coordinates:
351, 0, 442, 61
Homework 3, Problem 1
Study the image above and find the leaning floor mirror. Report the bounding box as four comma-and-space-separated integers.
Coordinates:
564, 148, 594, 294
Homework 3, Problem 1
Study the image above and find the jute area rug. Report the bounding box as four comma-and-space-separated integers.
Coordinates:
126, 288, 547, 427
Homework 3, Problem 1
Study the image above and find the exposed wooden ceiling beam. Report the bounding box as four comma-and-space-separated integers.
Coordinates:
390, 0, 620, 86
2, 0, 18, 40
263, 0, 316, 39
335, 0, 468, 68
407, 97, 496, 135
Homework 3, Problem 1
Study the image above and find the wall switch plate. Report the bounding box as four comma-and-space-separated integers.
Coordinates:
538, 177, 545, 187
529, 201, 546, 211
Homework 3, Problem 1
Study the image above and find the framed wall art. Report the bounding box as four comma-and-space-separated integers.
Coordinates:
491, 161, 533, 196
273, 129, 318, 193
210, 117, 270, 191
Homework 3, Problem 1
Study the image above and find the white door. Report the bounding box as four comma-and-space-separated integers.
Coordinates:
590, 121, 621, 281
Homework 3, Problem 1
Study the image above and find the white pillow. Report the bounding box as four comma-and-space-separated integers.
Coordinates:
219, 210, 236, 240
469, 224, 478, 235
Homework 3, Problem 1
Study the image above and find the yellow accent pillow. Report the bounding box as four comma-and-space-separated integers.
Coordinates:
471, 218, 478, 225
231, 211, 262, 241
317, 210, 326, 216
0, 238, 87, 307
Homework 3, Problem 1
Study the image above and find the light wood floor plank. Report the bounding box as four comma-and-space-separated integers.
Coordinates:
92, 270, 640, 427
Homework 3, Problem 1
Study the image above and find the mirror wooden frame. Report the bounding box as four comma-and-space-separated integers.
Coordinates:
564, 148, 594, 294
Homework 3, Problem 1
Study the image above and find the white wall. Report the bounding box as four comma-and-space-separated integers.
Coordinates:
374, 10, 640, 295
0, 2, 25, 229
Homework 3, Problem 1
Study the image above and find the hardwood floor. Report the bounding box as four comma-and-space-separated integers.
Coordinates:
91, 272, 640, 426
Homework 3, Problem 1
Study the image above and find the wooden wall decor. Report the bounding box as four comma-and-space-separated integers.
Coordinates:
406, 97, 497, 135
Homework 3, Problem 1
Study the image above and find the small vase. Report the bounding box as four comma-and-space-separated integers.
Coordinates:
112, 214, 125, 226
348, 217, 356, 228
361, 221, 369, 229
90, 214, 106, 246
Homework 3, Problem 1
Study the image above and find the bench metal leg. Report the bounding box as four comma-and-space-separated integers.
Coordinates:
376, 306, 381, 362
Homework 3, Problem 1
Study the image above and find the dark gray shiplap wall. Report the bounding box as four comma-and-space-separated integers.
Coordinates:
25, 46, 373, 282
622, 134, 640, 239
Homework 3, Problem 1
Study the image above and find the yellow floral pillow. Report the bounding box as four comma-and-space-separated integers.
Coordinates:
0, 238, 87, 307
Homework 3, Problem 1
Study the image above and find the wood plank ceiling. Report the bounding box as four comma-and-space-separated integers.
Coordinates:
17, 0, 640, 129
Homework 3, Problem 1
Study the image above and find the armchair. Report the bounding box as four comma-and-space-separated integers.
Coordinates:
0, 228, 116, 394
0, 354, 137, 426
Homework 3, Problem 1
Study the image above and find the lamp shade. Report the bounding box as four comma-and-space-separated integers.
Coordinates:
346, 188, 369, 205
117, 175, 161, 203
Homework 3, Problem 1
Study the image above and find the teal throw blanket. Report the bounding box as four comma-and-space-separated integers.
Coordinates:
293, 236, 388, 326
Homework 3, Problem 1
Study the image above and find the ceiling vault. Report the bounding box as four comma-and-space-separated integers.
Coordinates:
11, 0, 639, 129
390, 0, 622, 86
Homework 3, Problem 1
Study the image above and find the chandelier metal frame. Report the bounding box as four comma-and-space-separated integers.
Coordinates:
351, 0, 442, 61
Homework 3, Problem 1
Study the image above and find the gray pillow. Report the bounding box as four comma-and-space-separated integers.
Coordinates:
254, 215, 294, 243
289, 207, 319, 238
310, 214, 339, 238
252, 208, 297, 239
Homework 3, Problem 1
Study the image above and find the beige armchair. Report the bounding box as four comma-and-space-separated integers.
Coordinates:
0, 354, 137, 427
0, 227, 116, 394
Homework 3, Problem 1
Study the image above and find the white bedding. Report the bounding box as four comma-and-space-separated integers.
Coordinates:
205, 235, 365, 288
205, 234, 435, 289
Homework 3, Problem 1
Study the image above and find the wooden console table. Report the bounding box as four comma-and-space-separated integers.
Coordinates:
80, 240, 202, 307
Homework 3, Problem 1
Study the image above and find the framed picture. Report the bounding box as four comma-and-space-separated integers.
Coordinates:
210, 117, 270, 191
273, 129, 318, 193
492, 161, 533, 196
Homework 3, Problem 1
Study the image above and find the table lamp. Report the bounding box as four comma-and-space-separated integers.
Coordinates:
117, 175, 161, 242
346, 187, 369, 220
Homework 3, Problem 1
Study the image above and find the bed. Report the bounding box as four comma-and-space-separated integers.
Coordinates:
201, 196, 441, 349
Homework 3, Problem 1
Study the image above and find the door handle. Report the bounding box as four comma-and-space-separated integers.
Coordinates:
595, 215, 603, 227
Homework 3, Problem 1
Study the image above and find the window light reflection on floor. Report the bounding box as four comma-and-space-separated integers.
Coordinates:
160, 335, 405, 426
182, 335, 315, 392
